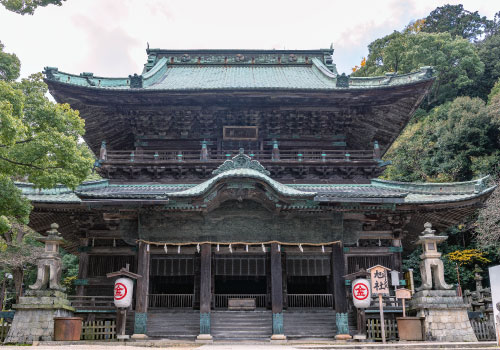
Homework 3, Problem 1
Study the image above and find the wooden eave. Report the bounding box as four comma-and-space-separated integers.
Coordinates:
45, 78, 434, 157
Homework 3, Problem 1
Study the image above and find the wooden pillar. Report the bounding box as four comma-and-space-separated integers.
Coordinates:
76, 238, 89, 296
271, 243, 286, 340
133, 242, 150, 338
332, 242, 351, 339
197, 244, 212, 341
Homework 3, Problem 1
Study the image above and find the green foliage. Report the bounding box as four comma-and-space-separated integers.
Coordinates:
421, 4, 491, 41
1, 0, 65, 15
0, 42, 20, 81
0, 43, 94, 237
474, 33, 500, 100
0, 42, 93, 299
352, 31, 483, 109
488, 78, 500, 104
383, 96, 500, 182
61, 251, 78, 294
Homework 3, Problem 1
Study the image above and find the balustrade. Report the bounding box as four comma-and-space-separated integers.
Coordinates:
148, 293, 193, 308
214, 294, 267, 308
104, 149, 375, 164
287, 294, 333, 308
68, 296, 115, 310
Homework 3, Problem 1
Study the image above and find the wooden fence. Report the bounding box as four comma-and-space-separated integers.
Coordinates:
470, 317, 496, 341
0, 319, 11, 342
81, 320, 116, 340
366, 318, 399, 341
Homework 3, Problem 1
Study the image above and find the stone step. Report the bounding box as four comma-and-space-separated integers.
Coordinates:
211, 310, 272, 339
146, 311, 199, 338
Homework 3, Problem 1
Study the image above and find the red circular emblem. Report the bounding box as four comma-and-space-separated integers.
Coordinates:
353, 283, 369, 300
114, 282, 127, 300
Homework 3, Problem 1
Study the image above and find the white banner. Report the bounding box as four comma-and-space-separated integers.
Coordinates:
489, 265, 500, 345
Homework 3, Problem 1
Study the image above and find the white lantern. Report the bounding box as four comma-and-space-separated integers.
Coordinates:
114, 277, 134, 308
352, 278, 371, 308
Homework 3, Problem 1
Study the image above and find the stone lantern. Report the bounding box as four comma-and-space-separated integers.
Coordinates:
29, 223, 64, 291
4, 223, 75, 344
409, 222, 477, 342
415, 222, 452, 291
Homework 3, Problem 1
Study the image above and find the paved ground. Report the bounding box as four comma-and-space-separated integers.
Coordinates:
0, 341, 498, 349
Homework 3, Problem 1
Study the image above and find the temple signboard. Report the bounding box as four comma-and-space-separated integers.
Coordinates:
369, 265, 390, 295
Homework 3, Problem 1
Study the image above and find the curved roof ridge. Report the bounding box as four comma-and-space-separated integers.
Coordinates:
371, 175, 492, 194
167, 168, 316, 198
311, 58, 337, 79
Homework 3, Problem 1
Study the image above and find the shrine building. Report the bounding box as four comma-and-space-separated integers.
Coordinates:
18, 47, 495, 340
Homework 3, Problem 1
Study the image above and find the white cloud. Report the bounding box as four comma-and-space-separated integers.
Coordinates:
0, 0, 497, 77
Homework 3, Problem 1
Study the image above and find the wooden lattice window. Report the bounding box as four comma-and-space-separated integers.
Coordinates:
150, 255, 195, 276
215, 254, 267, 276
88, 255, 136, 277
286, 254, 331, 276
347, 255, 394, 274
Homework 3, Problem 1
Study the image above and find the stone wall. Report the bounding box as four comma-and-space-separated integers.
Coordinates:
4, 290, 74, 344
410, 290, 477, 342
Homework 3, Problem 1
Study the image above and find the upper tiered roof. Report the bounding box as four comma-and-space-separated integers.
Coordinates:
43, 47, 435, 162
44, 48, 434, 91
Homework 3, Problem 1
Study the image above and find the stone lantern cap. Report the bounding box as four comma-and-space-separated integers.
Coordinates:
37, 223, 64, 244
415, 222, 448, 245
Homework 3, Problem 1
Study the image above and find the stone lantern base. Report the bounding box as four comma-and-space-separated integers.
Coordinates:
4, 290, 74, 344
409, 290, 477, 342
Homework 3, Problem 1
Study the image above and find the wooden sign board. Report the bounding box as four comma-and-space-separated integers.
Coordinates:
395, 288, 412, 300
368, 265, 390, 295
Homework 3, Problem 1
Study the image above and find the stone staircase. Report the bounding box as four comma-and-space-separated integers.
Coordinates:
283, 309, 356, 338
146, 309, 199, 339
211, 310, 272, 340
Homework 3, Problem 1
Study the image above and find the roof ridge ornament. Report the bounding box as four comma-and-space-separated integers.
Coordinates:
212, 148, 270, 176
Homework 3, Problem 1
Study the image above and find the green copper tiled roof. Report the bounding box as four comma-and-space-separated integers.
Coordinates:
16, 175, 495, 206
44, 55, 435, 91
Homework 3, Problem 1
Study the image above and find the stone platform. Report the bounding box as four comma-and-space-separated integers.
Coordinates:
4, 290, 74, 344
409, 290, 477, 342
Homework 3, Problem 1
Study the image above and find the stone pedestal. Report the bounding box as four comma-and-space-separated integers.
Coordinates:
4, 290, 74, 344
409, 290, 477, 342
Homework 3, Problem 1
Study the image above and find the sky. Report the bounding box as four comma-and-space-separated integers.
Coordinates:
0, 0, 498, 79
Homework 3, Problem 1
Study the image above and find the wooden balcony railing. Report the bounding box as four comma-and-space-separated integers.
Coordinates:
103, 149, 376, 164
68, 296, 115, 311
287, 294, 333, 308
214, 294, 267, 308
148, 293, 193, 308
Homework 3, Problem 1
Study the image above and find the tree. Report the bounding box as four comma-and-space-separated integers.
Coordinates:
488, 78, 500, 104
352, 32, 484, 109
383, 96, 500, 182
1, 0, 65, 15
421, 4, 491, 41
0, 42, 94, 300
475, 33, 500, 100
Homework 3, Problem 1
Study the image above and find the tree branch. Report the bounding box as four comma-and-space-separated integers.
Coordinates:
0, 138, 34, 148
0, 156, 62, 170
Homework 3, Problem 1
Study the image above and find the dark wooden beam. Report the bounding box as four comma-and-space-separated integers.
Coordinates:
271, 242, 285, 338
332, 242, 350, 338
77, 239, 89, 296
199, 243, 212, 336
133, 242, 150, 337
